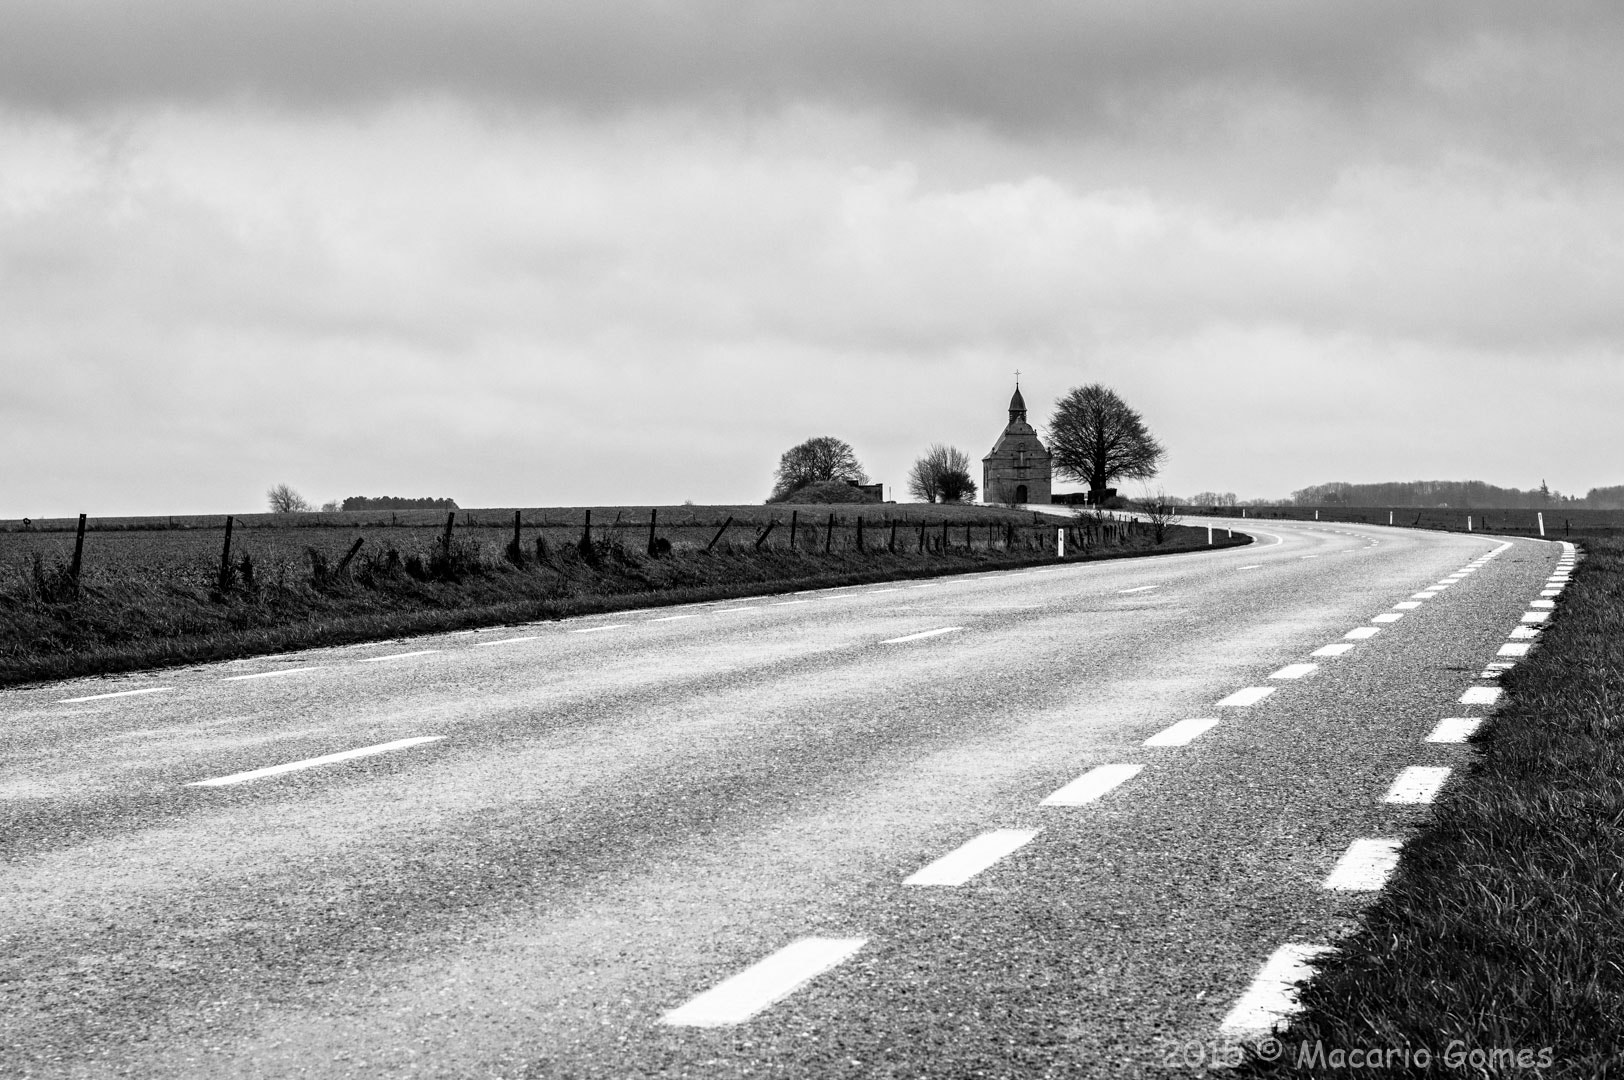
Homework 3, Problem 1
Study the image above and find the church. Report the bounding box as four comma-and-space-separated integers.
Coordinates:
982, 382, 1052, 505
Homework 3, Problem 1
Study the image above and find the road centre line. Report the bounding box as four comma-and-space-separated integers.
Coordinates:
769, 600, 812, 607
1392, 601, 1422, 610
1460, 687, 1503, 706
223, 667, 325, 681
1427, 718, 1482, 743
187, 736, 445, 787
1344, 627, 1381, 640
881, 627, 963, 644
1237, 565, 1262, 570
1385, 766, 1452, 804
1371, 613, 1405, 624
1411, 592, 1439, 599
1216, 687, 1275, 707
1118, 585, 1161, 594
571, 624, 629, 634
1144, 718, 1221, 747
1323, 839, 1403, 891
903, 829, 1039, 886
650, 614, 702, 622
471, 635, 539, 647
1041, 763, 1144, 806
661, 938, 867, 1028
360, 650, 440, 662
1219, 943, 1334, 1039
1311, 643, 1355, 657
1270, 664, 1318, 680
58, 687, 172, 703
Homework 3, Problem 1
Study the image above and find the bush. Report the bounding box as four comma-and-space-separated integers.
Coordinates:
775, 480, 882, 504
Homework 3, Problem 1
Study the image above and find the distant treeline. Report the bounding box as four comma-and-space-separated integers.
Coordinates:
340, 496, 459, 511
1286, 480, 1624, 510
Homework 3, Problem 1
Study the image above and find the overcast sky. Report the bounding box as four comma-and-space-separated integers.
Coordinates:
5, 1, 1622, 517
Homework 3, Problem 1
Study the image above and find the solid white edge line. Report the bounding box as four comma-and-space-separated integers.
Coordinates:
571, 624, 630, 634
187, 735, 446, 787
359, 650, 441, 662
1118, 585, 1161, 594
903, 829, 1040, 886
1498, 643, 1531, 657
1219, 943, 1335, 1038
1384, 766, 1452, 804
58, 687, 173, 703
1144, 718, 1221, 747
661, 938, 867, 1028
1040, 763, 1144, 806
471, 636, 540, 646
1323, 838, 1404, 891
880, 627, 963, 644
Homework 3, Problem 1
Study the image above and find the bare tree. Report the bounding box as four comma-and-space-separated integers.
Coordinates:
1047, 384, 1166, 503
1137, 488, 1183, 545
267, 483, 312, 513
769, 436, 868, 502
907, 444, 977, 503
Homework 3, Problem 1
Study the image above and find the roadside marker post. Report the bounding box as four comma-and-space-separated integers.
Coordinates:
1057, 527, 1065, 557
1207, 526, 1213, 545
1538, 512, 1546, 537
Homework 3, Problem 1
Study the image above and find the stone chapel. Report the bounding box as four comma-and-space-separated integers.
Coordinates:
982, 382, 1052, 505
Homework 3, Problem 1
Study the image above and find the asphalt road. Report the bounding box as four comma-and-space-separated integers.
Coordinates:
0, 519, 1567, 1078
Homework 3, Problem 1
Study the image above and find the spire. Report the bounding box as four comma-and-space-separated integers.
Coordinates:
1008, 382, 1027, 423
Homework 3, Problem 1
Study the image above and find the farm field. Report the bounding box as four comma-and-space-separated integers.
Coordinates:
1197, 504, 1624, 540
0, 503, 1241, 688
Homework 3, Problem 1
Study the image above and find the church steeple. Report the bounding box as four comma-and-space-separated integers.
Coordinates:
1008, 383, 1027, 424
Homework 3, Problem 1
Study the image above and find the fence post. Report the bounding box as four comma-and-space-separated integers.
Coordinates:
941, 519, 949, 551
442, 511, 456, 555
825, 514, 835, 554
70, 513, 87, 586
918, 521, 927, 552
965, 523, 972, 550
647, 508, 660, 556
510, 510, 523, 562
580, 508, 591, 551
338, 536, 365, 572
789, 510, 798, 549
856, 515, 864, 552
754, 519, 777, 550
706, 516, 734, 552
217, 515, 234, 590
889, 519, 897, 553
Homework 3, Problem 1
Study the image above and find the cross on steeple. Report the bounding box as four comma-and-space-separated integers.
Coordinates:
1013, 368, 1021, 387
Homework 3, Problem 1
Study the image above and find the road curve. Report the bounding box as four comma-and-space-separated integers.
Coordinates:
0, 520, 1566, 1078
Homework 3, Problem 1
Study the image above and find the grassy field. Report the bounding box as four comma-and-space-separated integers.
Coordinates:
0, 503, 1244, 688
1241, 538, 1624, 1077
1195, 504, 1624, 541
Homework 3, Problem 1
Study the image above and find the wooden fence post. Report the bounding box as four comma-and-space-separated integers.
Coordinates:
825, 514, 835, 554
217, 515, 234, 590
789, 510, 799, 549
338, 537, 365, 572
706, 516, 734, 552
647, 508, 659, 555
856, 515, 864, 552
918, 521, 927, 552
754, 519, 777, 550
442, 511, 456, 555
510, 510, 524, 562
888, 519, 897, 553
70, 513, 87, 586
941, 519, 949, 551
965, 523, 971, 550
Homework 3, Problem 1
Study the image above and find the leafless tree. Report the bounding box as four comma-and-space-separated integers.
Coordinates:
267, 483, 312, 513
1047, 384, 1166, 503
1137, 488, 1183, 545
769, 436, 868, 502
907, 444, 977, 503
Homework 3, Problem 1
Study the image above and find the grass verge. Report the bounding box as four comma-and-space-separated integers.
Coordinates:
1239, 538, 1624, 1077
0, 518, 1245, 690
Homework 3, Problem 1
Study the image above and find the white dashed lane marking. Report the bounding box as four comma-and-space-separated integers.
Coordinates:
903, 829, 1039, 886
187, 736, 446, 787
1311, 644, 1355, 658
571, 624, 629, 634
1216, 687, 1275, 708
223, 667, 325, 681
472, 636, 539, 647
1392, 601, 1422, 610
1385, 766, 1452, 804
1498, 643, 1531, 657
1270, 664, 1317, 680
1371, 613, 1404, 624
1143, 718, 1221, 747
1509, 626, 1541, 639
1520, 611, 1550, 624
1323, 838, 1403, 891
1427, 718, 1482, 743
58, 687, 173, 703
1118, 585, 1161, 594
661, 938, 867, 1028
880, 627, 963, 644
1460, 687, 1503, 706
360, 650, 441, 662
1219, 944, 1333, 1039
1344, 627, 1381, 640
1040, 764, 1144, 806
